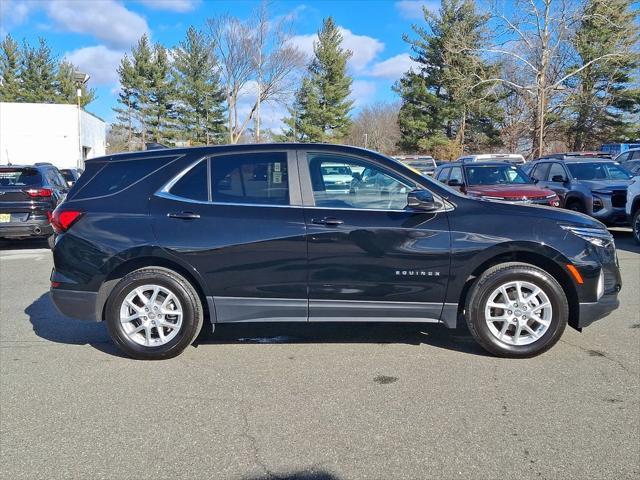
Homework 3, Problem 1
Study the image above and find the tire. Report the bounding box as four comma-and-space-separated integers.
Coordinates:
465, 262, 568, 358
633, 209, 640, 245
105, 267, 204, 360
566, 199, 584, 213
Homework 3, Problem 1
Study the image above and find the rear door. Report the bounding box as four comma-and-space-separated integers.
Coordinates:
150, 150, 308, 323
298, 150, 450, 322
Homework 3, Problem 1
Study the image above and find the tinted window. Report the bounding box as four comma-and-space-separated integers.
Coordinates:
0, 168, 42, 187
630, 151, 640, 160
211, 153, 289, 205
436, 168, 450, 182
73, 157, 173, 199
449, 167, 463, 183
464, 165, 531, 185
547, 163, 567, 181
566, 162, 631, 180
170, 160, 208, 201
529, 163, 549, 181
308, 154, 414, 210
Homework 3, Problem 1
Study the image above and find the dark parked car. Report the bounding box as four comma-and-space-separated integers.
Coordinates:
0, 164, 68, 240
434, 161, 560, 206
524, 157, 632, 225
59, 168, 83, 187
50, 144, 621, 360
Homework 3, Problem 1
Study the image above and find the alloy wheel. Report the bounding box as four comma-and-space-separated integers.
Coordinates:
484, 280, 552, 346
119, 284, 183, 347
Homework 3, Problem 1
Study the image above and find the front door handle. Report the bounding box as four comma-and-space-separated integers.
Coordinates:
167, 212, 201, 220
311, 217, 344, 227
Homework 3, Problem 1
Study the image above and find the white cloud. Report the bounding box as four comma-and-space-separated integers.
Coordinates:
45, 0, 149, 49
350, 80, 377, 108
369, 53, 418, 80
395, 0, 439, 20
0, 0, 39, 33
290, 27, 384, 72
138, 0, 200, 12
65, 45, 124, 86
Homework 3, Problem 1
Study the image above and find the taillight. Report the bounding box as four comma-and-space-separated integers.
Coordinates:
24, 188, 53, 198
51, 209, 83, 233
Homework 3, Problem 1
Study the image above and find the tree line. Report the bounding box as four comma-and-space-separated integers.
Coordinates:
1, 0, 638, 158
0, 35, 95, 106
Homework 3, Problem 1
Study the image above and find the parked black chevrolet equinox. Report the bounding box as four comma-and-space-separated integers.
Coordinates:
50, 144, 621, 359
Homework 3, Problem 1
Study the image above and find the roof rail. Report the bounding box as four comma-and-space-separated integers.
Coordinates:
145, 142, 169, 150
34, 162, 53, 166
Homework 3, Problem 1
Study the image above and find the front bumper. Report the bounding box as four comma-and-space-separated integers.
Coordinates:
50, 288, 100, 321
590, 194, 628, 225
578, 292, 620, 329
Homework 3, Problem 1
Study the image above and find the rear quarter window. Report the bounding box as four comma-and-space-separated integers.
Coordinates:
70, 155, 180, 200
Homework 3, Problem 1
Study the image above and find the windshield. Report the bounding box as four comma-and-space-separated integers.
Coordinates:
566, 162, 631, 180
464, 165, 531, 186
321, 165, 352, 176
0, 168, 42, 187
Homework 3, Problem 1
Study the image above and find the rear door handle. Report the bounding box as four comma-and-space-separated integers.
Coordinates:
167, 212, 200, 220
311, 217, 344, 226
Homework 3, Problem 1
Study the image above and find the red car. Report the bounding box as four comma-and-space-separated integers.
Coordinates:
434, 161, 560, 206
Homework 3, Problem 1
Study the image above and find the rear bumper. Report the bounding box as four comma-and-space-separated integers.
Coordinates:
0, 220, 53, 238
577, 293, 620, 329
50, 288, 100, 322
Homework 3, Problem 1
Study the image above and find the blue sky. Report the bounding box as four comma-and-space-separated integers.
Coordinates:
1, 0, 443, 129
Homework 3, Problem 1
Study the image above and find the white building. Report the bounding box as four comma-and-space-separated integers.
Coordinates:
0, 102, 106, 169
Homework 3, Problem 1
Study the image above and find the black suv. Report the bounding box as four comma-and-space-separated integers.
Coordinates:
0, 164, 68, 240
524, 157, 632, 225
50, 144, 621, 360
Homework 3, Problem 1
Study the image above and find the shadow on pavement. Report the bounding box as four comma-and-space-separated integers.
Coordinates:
25, 293, 125, 357
0, 237, 51, 251
244, 471, 340, 480
25, 293, 488, 358
610, 228, 639, 254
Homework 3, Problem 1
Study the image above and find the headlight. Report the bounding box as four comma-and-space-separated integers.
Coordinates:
561, 225, 613, 248
544, 193, 557, 199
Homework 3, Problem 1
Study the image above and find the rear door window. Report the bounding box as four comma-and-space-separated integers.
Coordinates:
169, 160, 208, 202
436, 168, 450, 182
530, 163, 549, 181
211, 152, 289, 205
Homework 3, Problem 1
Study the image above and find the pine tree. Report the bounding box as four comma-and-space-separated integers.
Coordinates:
281, 17, 353, 142
0, 34, 22, 101
55, 60, 96, 106
20, 38, 57, 103
146, 43, 176, 144
172, 26, 226, 145
568, 0, 640, 149
396, 0, 502, 158
113, 54, 140, 150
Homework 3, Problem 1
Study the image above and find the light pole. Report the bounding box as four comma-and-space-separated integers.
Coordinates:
73, 71, 90, 169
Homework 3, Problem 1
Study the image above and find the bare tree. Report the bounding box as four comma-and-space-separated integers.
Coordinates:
345, 102, 401, 155
206, 3, 304, 144
470, 0, 628, 157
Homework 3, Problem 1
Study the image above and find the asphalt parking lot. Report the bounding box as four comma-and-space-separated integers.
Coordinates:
1, 231, 638, 480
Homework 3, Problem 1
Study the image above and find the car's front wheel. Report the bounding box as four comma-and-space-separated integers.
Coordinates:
465, 262, 568, 358
105, 267, 203, 360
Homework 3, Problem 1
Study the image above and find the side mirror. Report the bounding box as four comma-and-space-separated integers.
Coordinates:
551, 175, 567, 183
447, 179, 463, 187
407, 189, 440, 211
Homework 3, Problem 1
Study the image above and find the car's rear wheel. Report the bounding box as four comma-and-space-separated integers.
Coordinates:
633, 209, 640, 245
105, 267, 203, 360
465, 262, 568, 358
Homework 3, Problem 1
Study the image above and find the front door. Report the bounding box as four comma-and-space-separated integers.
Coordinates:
150, 150, 308, 323
299, 151, 451, 322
